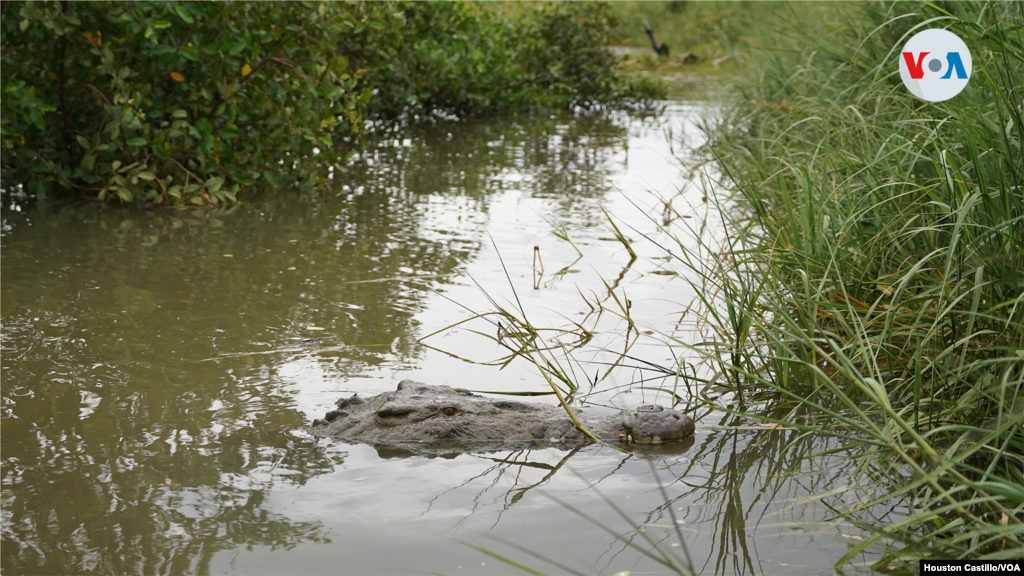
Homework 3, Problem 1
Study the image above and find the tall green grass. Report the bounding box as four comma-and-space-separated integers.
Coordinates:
675, 0, 1023, 567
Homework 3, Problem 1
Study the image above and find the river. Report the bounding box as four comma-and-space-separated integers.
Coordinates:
2, 104, 891, 575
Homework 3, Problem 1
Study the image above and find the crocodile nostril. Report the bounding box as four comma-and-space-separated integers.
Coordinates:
377, 405, 414, 419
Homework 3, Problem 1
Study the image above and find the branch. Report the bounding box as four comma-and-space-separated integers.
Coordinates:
641, 16, 670, 58
77, 84, 113, 106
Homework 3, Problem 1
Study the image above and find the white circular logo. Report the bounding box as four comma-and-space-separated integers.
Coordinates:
898, 29, 972, 102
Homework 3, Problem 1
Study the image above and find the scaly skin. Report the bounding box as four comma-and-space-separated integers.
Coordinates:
309, 380, 695, 457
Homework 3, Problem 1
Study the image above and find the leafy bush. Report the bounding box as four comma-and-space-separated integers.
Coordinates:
0, 2, 661, 206
1, 2, 374, 205
517, 2, 657, 109
335, 2, 662, 119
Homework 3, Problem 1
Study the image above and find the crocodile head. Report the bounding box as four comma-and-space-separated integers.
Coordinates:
309, 379, 696, 456
622, 404, 696, 444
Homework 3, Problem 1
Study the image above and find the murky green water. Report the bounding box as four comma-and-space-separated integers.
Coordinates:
2, 105, 894, 575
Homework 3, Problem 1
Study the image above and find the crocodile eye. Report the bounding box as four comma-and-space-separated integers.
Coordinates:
440, 406, 460, 417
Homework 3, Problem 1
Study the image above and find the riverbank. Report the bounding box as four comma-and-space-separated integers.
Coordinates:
686, 0, 1023, 567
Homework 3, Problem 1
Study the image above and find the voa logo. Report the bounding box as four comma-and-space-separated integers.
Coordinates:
899, 29, 972, 102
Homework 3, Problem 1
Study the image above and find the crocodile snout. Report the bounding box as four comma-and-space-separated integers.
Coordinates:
622, 405, 695, 444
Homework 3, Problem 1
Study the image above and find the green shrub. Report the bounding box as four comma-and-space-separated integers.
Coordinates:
359, 2, 662, 118
517, 2, 659, 108
1, 2, 375, 205
0, 1, 661, 206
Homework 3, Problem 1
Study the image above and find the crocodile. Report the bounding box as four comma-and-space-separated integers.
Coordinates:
309, 379, 695, 457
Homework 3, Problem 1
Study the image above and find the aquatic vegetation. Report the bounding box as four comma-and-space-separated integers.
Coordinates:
675, 0, 1024, 568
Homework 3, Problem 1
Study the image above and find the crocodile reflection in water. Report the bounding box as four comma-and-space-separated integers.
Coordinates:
309, 380, 695, 456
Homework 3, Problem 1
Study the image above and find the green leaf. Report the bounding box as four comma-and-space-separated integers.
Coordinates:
137, 171, 156, 181
76, 135, 90, 149
80, 155, 96, 172
174, 5, 193, 23
145, 26, 154, 39
128, 137, 147, 147
172, 109, 188, 119
116, 187, 133, 202
150, 45, 177, 58
180, 46, 201, 62
229, 40, 247, 56
153, 20, 172, 29
29, 108, 45, 130
206, 176, 224, 194
111, 160, 122, 171
19, 19, 29, 32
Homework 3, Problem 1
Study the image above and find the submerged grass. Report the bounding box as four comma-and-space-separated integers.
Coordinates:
671, 0, 1024, 568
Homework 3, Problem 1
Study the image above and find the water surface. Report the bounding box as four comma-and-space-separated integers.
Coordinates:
2, 105, 890, 575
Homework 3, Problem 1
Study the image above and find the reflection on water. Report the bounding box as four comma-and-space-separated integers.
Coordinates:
3, 107, 885, 575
